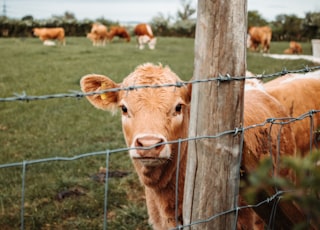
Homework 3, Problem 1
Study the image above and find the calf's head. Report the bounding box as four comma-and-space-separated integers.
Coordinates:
80, 63, 191, 187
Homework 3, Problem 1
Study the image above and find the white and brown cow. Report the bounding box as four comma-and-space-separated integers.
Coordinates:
87, 23, 108, 46
33, 27, 65, 45
134, 23, 157, 50
81, 63, 316, 229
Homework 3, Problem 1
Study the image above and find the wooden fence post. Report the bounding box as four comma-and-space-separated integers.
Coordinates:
183, 0, 247, 229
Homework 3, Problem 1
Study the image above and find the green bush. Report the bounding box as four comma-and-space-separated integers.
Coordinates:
245, 151, 320, 229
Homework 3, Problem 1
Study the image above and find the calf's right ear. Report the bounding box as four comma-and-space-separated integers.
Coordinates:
80, 74, 120, 112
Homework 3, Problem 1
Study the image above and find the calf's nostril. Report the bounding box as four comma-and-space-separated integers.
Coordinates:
136, 139, 143, 147
135, 136, 165, 150
155, 141, 164, 149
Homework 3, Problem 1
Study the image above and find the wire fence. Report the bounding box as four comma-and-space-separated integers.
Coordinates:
0, 65, 320, 229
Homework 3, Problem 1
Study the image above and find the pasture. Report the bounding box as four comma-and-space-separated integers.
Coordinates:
0, 37, 317, 229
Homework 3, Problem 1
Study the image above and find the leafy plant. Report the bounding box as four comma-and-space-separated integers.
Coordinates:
245, 151, 320, 229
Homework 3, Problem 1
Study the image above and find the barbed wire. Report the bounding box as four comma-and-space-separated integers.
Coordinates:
0, 65, 319, 103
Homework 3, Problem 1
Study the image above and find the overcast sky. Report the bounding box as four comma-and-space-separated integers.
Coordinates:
2, 0, 320, 22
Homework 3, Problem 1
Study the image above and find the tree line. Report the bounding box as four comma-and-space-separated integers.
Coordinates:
0, 0, 196, 38
0, 8, 319, 41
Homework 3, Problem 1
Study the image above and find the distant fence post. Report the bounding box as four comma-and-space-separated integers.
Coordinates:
312, 39, 320, 58
183, 0, 247, 229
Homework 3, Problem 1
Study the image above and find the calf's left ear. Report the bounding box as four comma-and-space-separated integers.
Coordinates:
80, 74, 120, 112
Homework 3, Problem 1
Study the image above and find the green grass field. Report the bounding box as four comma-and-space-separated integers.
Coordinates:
0, 37, 318, 229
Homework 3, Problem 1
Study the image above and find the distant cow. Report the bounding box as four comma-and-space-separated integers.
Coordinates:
283, 48, 294, 54
33, 27, 65, 45
283, 41, 303, 54
248, 26, 272, 53
107, 26, 130, 42
87, 23, 108, 46
81, 63, 318, 229
134, 23, 157, 50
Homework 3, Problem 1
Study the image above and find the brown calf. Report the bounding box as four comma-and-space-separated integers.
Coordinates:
81, 63, 316, 229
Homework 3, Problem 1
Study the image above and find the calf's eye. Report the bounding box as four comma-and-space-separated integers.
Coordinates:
175, 103, 182, 113
121, 105, 128, 114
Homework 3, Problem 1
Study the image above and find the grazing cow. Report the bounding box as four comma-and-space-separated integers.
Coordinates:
107, 26, 130, 42
248, 26, 272, 53
88, 23, 108, 46
134, 23, 157, 50
283, 41, 303, 54
80, 63, 313, 229
289, 41, 303, 54
33, 27, 65, 45
265, 70, 320, 155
